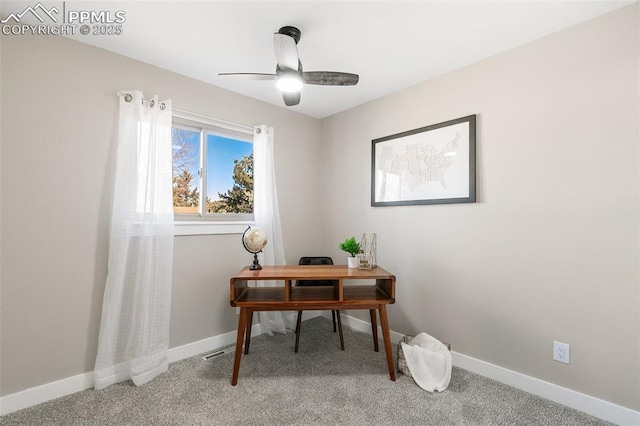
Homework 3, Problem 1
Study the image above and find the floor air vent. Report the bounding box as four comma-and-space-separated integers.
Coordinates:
201, 347, 236, 361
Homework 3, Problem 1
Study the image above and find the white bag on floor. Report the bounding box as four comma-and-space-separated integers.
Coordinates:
400, 332, 452, 392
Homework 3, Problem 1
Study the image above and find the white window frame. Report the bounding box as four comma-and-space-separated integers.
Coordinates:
171, 108, 255, 236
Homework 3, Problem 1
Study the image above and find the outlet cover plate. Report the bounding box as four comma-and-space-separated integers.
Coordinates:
553, 341, 570, 364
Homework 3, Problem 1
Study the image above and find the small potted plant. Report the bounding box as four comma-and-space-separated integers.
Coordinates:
339, 236, 362, 268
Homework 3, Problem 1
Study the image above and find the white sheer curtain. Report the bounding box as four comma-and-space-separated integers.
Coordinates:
253, 125, 295, 334
94, 90, 174, 390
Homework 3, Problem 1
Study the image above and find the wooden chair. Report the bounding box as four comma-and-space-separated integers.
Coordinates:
294, 256, 344, 352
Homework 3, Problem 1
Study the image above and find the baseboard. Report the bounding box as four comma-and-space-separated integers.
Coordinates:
0, 312, 326, 416
327, 311, 640, 426
325, 310, 405, 343
0, 316, 273, 417
452, 352, 640, 426
3, 311, 638, 426
168, 310, 321, 364
166, 328, 241, 364
0, 371, 94, 417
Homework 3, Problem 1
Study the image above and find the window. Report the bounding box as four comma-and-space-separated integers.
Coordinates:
171, 110, 254, 226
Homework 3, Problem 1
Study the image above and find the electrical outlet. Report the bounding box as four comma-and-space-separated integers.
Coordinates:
553, 341, 570, 364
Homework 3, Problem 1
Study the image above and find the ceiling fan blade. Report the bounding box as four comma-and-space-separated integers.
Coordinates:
273, 33, 299, 71
303, 72, 359, 86
282, 91, 300, 107
218, 73, 276, 80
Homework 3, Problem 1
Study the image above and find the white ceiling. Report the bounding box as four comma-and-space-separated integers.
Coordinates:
2, 1, 633, 118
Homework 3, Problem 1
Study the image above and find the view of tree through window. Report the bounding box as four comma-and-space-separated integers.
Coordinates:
172, 125, 253, 217
172, 128, 200, 214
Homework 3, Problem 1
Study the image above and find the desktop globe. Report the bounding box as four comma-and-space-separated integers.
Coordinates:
242, 227, 267, 252
242, 226, 267, 270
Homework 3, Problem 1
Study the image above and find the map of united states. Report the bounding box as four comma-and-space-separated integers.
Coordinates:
377, 132, 461, 190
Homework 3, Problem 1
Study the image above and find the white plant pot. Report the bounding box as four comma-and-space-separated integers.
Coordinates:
347, 256, 358, 268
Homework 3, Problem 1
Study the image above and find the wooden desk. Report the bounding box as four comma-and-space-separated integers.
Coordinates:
229, 265, 396, 385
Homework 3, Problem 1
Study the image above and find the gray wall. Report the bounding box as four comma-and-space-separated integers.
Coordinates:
321, 5, 639, 410
1, 3, 639, 414
0, 34, 321, 395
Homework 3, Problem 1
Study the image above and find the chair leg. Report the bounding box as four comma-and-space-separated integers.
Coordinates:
336, 310, 345, 350
332, 310, 337, 332
294, 310, 303, 353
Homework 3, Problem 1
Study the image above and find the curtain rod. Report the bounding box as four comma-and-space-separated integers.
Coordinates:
117, 90, 168, 110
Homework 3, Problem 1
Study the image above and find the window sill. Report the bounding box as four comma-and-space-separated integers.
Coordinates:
174, 221, 254, 236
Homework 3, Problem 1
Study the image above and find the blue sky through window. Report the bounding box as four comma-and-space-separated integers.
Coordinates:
172, 127, 253, 206
206, 134, 252, 200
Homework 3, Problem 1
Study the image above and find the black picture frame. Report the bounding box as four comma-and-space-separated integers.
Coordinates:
371, 114, 476, 207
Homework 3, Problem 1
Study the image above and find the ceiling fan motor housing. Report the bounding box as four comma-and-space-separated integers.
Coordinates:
278, 26, 301, 44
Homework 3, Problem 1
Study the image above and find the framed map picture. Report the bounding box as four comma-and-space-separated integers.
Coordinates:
371, 115, 476, 206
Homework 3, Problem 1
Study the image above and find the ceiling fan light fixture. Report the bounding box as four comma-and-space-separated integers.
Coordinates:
276, 71, 303, 93
219, 26, 358, 107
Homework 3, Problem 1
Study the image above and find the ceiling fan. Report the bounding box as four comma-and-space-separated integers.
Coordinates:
219, 26, 359, 107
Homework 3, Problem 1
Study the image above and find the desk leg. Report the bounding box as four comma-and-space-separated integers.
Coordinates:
231, 307, 249, 386
370, 309, 379, 352
244, 310, 253, 355
294, 310, 303, 353
378, 304, 396, 381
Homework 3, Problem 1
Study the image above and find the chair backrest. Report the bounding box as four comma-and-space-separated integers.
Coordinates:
297, 256, 337, 286
299, 256, 333, 266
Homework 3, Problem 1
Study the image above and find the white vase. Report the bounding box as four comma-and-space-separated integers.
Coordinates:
347, 256, 358, 268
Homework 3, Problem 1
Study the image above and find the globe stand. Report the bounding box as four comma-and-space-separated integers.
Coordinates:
250, 252, 262, 270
